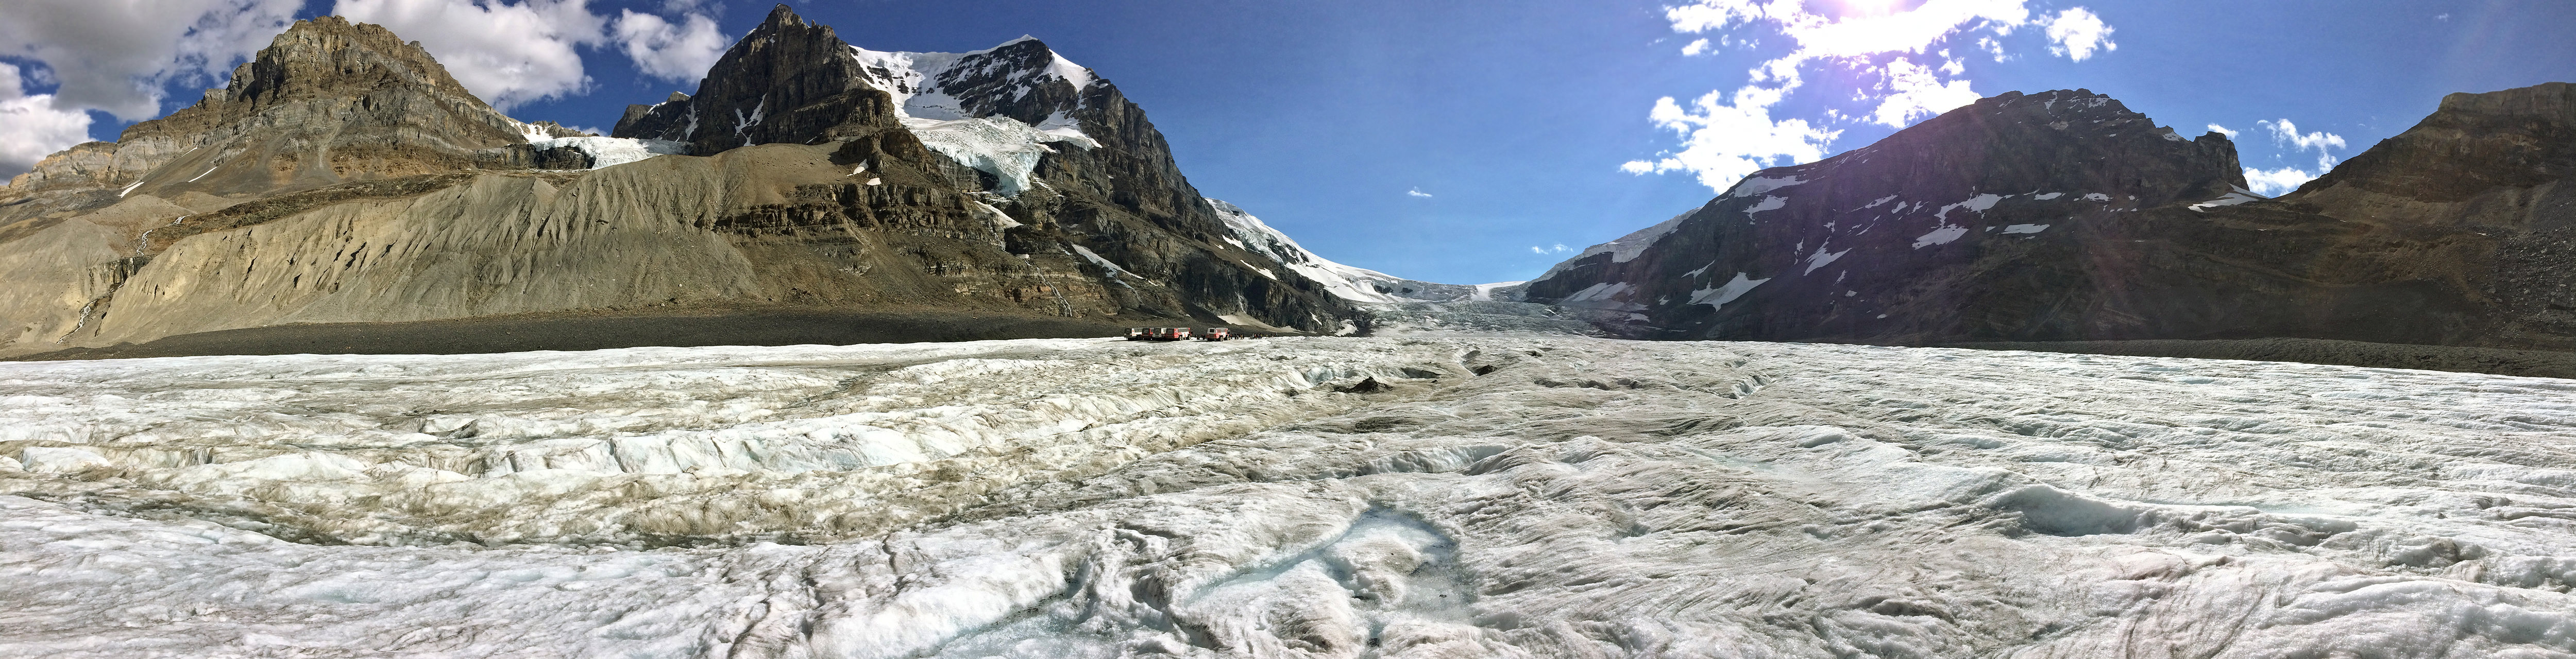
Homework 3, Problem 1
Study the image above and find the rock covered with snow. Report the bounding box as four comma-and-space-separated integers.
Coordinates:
7, 337, 2576, 656
1208, 199, 1500, 303
1523, 84, 2576, 352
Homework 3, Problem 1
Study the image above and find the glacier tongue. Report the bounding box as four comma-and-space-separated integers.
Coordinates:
6, 337, 2576, 657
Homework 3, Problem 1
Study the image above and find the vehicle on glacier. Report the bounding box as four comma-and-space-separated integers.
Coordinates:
1124, 327, 1232, 341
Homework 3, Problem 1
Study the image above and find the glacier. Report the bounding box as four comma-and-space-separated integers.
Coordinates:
4, 336, 2576, 657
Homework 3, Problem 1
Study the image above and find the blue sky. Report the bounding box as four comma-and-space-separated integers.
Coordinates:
4, 1, 2571, 285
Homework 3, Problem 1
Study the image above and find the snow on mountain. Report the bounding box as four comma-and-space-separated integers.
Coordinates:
851, 39, 1100, 197
1209, 199, 1509, 303
525, 135, 690, 169
7, 337, 2576, 656
1533, 209, 1694, 283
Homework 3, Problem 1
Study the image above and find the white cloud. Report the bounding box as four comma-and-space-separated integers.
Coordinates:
2039, 8, 2115, 61
2207, 124, 2239, 138
333, 0, 612, 110
1681, 39, 1711, 56
1622, 85, 1841, 192
2260, 118, 2346, 152
1635, 1, 2114, 192
1871, 57, 1980, 128
0, 0, 302, 120
0, 62, 98, 178
1531, 244, 1573, 255
2244, 166, 2318, 196
612, 9, 728, 83
2236, 118, 2348, 195
1406, 187, 1433, 198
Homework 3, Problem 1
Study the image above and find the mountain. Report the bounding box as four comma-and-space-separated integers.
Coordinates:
1521, 84, 2576, 351
0, 6, 1354, 359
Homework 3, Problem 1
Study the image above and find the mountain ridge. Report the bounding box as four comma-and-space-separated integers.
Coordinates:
1513, 82, 2576, 352
0, 6, 1359, 358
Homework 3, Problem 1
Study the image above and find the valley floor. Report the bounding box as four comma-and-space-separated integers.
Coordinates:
3, 335, 2574, 657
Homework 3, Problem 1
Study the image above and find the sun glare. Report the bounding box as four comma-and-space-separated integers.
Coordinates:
1832, 0, 1906, 16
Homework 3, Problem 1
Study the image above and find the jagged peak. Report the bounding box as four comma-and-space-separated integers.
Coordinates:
757, 4, 812, 30
217, 14, 481, 108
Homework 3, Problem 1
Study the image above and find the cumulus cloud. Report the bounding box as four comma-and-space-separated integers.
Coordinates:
1406, 187, 1433, 198
2236, 118, 2347, 196
1871, 57, 1980, 128
333, 0, 615, 110
0, 63, 97, 178
1622, 85, 1841, 192
612, 9, 728, 82
2207, 124, 2239, 138
2243, 166, 2319, 196
1531, 244, 1573, 255
0, 0, 300, 120
2039, 8, 2115, 61
1681, 38, 1711, 56
2260, 118, 2346, 152
1630, 0, 2114, 192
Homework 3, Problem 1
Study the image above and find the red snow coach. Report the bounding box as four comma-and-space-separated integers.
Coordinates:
1200, 327, 1232, 341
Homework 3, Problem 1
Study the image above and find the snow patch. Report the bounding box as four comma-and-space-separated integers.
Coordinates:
1913, 224, 1971, 249
2190, 187, 2264, 212
1744, 196, 1789, 219
1803, 246, 1851, 274
1688, 272, 1770, 310
1936, 194, 2005, 221
1726, 175, 1805, 198
1069, 245, 1134, 278
1561, 282, 1637, 308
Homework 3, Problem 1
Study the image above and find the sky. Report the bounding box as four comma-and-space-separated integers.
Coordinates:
3, 0, 2572, 285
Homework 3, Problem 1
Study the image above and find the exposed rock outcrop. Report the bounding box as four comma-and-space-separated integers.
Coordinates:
0, 6, 1354, 357
616, 5, 1352, 334
1524, 85, 2576, 351
7, 15, 553, 199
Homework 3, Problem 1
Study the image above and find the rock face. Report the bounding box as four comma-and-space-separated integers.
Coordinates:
618, 5, 1351, 334
0, 6, 1352, 357
1524, 85, 2576, 350
7, 15, 562, 198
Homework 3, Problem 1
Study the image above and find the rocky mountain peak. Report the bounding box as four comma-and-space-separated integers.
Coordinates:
1518, 88, 2266, 343
613, 4, 898, 154
1800, 88, 2246, 209
850, 36, 1095, 128
2289, 81, 2575, 206
7, 15, 536, 194
220, 15, 481, 109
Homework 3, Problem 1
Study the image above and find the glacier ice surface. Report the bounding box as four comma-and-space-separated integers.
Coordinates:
5, 337, 2576, 657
